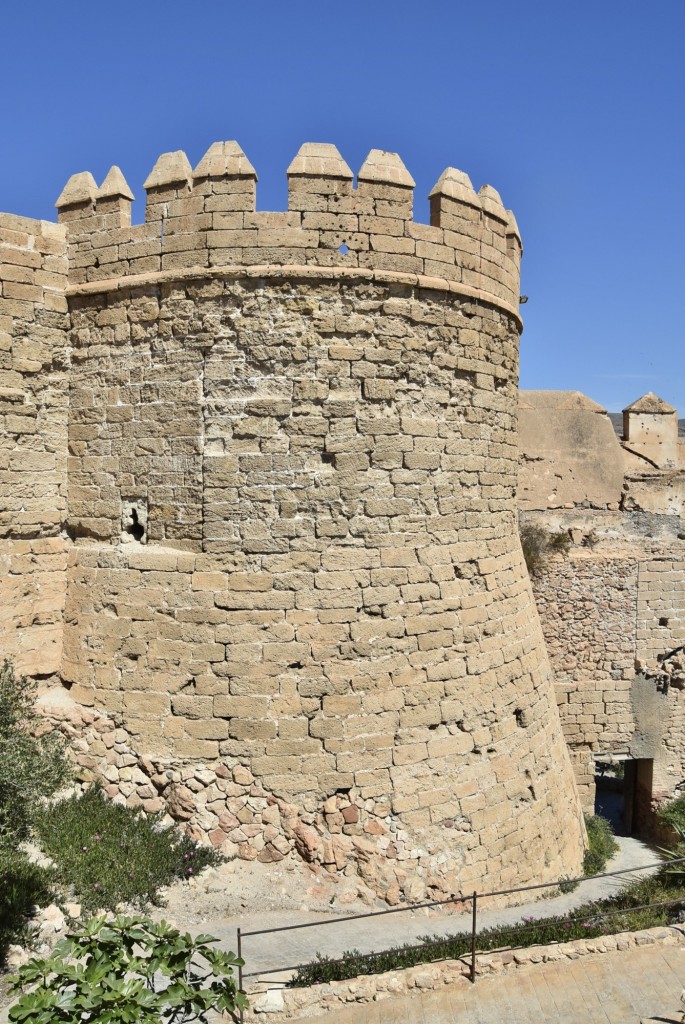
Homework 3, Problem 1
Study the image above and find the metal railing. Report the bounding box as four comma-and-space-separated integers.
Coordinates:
234, 853, 685, 1011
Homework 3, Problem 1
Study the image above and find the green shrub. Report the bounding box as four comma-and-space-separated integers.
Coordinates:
0, 851, 54, 964
8, 913, 246, 1023
657, 823, 685, 875
583, 814, 619, 875
0, 660, 71, 855
34, 786, 221, 912
519, 524, 549, 576
657, 792, 685, 833
289, 872, 684, 987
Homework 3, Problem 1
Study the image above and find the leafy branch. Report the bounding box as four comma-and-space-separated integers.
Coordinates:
8, 913, 247, 1023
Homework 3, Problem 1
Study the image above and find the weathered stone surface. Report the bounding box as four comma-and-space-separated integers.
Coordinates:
518, 391, 624, 510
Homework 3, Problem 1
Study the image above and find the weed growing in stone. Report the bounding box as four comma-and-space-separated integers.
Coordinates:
34, 786, 221, 912
519, 523, 571, 577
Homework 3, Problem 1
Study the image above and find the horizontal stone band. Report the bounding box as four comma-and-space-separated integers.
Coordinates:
66, 263, 523, 329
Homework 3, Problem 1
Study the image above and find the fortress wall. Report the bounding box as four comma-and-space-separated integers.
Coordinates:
60, 264, 585, 898
0, 215, 69, 676
530, 538, 685, 808
532, 553, 638, 805
636, 558, 685, 671
518, 391, 624, 511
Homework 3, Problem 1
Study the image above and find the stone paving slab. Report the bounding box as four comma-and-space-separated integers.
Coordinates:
314, 943, 685, 1024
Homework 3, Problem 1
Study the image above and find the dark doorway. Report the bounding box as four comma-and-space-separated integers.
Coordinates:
593, 758, 654, 836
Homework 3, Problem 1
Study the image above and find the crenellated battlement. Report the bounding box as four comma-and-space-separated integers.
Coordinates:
55, 141, 522, 312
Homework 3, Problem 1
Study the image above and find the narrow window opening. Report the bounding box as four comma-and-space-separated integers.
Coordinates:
122, 499, 147, 544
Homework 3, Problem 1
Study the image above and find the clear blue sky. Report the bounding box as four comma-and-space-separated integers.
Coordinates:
2, 1, 683, 413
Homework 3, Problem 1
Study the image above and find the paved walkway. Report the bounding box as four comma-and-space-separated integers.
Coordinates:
209, 835, 662, 979
317, 942, 685, 1024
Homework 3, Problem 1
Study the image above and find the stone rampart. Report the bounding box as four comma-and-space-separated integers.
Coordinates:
523, 508, 685, 814
0, 214, 69, 676
1, 142, 586, 901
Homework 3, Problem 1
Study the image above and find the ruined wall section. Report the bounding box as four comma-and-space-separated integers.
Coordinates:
0, 214, 69, 676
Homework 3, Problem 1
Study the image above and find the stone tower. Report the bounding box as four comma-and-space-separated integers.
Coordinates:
1, 141, 585, 901
623, 392, 679, 469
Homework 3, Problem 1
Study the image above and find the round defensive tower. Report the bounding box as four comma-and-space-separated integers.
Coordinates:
57, 142, 585, 901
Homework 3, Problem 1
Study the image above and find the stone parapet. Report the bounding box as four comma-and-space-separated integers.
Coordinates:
55, 142, 523, 310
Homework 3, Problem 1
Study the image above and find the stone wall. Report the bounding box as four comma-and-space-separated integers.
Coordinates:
0, 214, 69, 676
0, 141, 587, 901
518, 391, 624, 511
525, 509, 685, 810
62, 269, 584, 900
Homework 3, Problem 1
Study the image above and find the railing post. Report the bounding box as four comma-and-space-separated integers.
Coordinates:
237, 926, 244, 1023
470, 891, 478, 983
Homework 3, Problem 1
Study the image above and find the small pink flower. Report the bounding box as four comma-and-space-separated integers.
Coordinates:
93, 883, 100, 889
82, 846, 88, 852
187, 868, 193, 874
93, 835, 101, 842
